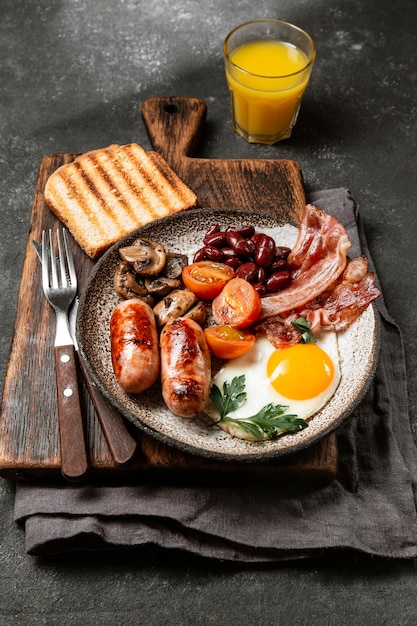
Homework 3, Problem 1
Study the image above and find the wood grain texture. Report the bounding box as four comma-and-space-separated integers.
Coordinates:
54, 344, 89, 481
141, 97, 306, 222
0, 97, 338, 484
76, 354, 137, 466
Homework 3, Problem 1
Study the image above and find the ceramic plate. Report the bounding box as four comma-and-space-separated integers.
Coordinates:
76, 208, 381, 462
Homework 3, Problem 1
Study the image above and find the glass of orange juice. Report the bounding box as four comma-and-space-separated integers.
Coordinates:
223, 19, 316, 145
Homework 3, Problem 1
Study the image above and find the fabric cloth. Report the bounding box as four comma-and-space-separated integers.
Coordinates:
14, 189, 417, 560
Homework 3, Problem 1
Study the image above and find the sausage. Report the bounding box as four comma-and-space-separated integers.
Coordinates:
110, 298, 160, 394
160, 317, 211, 418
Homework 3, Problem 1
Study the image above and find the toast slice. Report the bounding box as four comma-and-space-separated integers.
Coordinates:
44, 143, 198, 259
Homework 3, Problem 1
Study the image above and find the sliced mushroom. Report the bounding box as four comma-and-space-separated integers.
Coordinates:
144, 276, 182, 297
138, 294, 155, 306
163, 252, 189, 279
153, 289, 198, 328
119, 238, 166, 276
114, 261, 148, 300
182, 300, 207, 326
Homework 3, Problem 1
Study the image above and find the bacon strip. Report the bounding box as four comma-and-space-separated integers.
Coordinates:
260, 204, 352, 319
301, 259, 381, 332
256, 257, 381, 348
255, 314, 302, 349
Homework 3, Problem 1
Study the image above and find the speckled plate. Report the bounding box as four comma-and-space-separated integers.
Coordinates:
76, 208, 381, 462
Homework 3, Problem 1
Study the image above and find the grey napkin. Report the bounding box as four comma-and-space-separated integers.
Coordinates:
14, 189, 417, 560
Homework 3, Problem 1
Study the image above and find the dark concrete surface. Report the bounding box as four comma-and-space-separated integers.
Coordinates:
1, 0, 417, 624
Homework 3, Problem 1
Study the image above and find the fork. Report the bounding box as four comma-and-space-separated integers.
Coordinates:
41, 228, 88, 481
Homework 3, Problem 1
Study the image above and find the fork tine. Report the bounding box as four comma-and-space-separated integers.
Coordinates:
56, 229, 68, 288
41, 230, 50, 292
49, 229, 59, 288
62, 229, 77, 290
41, 229, 75, 290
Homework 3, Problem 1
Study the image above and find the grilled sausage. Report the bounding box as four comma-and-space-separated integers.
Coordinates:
160, 317, 211, 418
110, 298, 160, 394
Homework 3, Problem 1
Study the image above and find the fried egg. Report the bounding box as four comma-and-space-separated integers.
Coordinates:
206, 332, 341, 441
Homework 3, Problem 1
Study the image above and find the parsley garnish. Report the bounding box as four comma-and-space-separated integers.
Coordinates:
209, 374, 247, 417
209, 375, 308, 441
291, 316, 316, 344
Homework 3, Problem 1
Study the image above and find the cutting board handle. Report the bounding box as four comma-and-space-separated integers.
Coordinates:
141, 97, 207, 170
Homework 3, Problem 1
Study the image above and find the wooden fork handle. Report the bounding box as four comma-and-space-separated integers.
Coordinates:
54, 344, 89, 481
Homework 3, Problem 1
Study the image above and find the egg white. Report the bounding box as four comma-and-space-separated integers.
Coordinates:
205, 332, 341, 441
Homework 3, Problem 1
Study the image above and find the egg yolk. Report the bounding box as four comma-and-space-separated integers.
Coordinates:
266, 343, 334, 400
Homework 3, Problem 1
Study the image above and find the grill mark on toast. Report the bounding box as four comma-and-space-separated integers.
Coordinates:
126, 144, 191, 215
83, 152, 136, 230
106, 145, 160, 220
148, 152, 195, 205
57, 165, 107, 238
121, 145, 167, 217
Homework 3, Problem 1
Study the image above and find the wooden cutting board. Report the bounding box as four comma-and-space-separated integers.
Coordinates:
0, 96, 338, 484
141, 97, 306, 221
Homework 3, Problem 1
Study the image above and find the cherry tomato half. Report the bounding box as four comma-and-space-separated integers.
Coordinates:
212, 277, 262, 329
204, 325, 256, 360
182, 261, 234, 300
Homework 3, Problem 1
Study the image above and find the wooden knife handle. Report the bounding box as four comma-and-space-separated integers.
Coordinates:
54, 344, 89, 481
141, 96, 207, 170
77, 356, 137, 466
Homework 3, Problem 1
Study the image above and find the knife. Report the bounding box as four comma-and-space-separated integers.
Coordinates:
32, 239, 138, 466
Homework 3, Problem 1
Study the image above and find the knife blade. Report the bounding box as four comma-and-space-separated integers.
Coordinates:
32, 239, 137, 466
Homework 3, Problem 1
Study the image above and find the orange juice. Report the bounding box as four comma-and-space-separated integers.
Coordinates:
224, 23, 315, 144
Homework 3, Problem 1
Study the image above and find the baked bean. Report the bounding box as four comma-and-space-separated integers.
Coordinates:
221, 247, 239, 259
225, 230, 244, 249
203, 245, 224, 262
224, 257, 241, 269
198, 223, 293, 295
226, 225, 255, 239
268, 259, 289, 274
193, 247, 206, 262
256, 267, 267, 284
234, 239, 253, 258
204, 231, 228, 247
266, 271, 292, 292
235, 262, 258, 283
251, 234, 276, 268
203, 224, 220, 243
275, 246, 292, 260
253, 282, 267, 296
